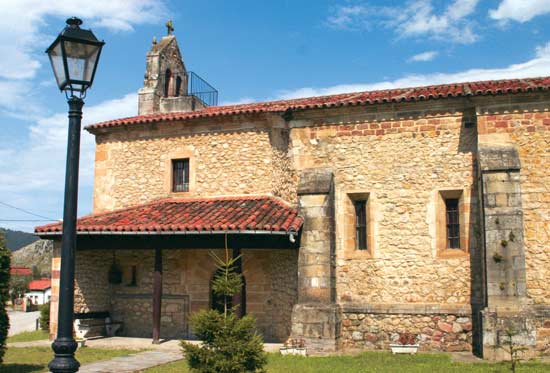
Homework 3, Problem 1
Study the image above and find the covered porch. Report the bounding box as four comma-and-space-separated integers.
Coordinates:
36, 196, 302, 343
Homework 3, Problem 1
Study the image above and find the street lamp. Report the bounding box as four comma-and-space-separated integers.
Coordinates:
45, 17, 104, 373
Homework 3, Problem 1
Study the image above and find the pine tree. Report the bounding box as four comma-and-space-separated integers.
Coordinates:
0, 231, 10, 363
181, 237, 266, 372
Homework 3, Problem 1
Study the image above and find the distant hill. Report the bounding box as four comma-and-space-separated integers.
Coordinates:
11, 239, 53, 276
0, 228, 40, 251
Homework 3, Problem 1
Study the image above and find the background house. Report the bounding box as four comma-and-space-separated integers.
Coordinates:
25, 278, 51, 305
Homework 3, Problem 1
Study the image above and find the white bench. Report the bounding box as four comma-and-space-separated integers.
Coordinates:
73, 311, 123, 339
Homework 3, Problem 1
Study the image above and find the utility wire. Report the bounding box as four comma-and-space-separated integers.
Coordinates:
0, 201, 56, 221
0, 219, 57, 222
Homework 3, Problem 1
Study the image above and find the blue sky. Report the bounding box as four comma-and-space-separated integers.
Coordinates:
1, 0, 550, 232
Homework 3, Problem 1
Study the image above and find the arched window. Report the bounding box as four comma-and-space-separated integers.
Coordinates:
210, 270, 246, 317
164, 68, 171, 97
175, 76, 182, 97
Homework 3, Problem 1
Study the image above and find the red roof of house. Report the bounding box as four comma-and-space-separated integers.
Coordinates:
86, 77, 550, 131
10, 267, 32, 276
35, 196, 302, 235
28, 278, 51, 291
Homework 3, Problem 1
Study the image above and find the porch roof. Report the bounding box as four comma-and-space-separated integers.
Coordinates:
35, 195, 302, 236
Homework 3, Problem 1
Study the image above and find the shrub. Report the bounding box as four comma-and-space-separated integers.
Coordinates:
181, 245, 266, 373
182, 311, 266, 373
0, 232, 10, 363
39, 302, 50, 331
10, 275, 29, 303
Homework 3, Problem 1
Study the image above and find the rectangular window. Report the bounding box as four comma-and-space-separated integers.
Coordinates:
354, 200, 368, 250
445, 198, 460, 249
172, 159, 189, 192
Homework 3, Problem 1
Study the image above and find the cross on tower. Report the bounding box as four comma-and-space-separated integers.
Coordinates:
166, 20, 174, 35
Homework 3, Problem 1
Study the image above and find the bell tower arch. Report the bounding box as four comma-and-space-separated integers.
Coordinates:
138, 22, 201, 115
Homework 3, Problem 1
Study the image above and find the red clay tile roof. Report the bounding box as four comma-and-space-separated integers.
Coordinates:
87, 77, 550, 131
28, 278, 51, 291
35, 196, 302, 235
10, 267, 32, 276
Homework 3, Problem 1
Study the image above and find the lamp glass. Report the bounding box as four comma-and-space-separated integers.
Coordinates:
63, 40, 101, 92
48, 41, 66, 89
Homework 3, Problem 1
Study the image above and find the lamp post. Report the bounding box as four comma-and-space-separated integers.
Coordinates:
45, 17, 104, 373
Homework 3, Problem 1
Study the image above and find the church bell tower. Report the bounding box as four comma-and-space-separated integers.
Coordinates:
138, 21, 217, 115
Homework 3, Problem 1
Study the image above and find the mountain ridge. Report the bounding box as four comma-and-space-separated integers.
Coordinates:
0, 228, 40, 251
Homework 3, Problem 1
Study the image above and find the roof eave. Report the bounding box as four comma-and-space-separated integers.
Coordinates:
36, 229, 299, 237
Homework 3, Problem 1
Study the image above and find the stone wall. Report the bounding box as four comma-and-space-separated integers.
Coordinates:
477, 103, 550, 305
341, 306, 472, 352
69, 248, 297, 341
49, 241, 61, 339
74, 250, 111, 313
289, 103, 480, 308
92, 115, 294, 213
270, 128, 298, 205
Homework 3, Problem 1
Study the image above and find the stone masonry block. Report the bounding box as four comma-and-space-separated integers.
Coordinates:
478, 145, 521, 172
298, 168, 334, 195
291, 303, 341, 355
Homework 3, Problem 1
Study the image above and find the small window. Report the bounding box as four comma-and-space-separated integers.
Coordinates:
445, 198, 460, 249
354, 200, 368, 250
164, 68, 171, 97
129, 265, 137, 287
172, 159, 190, 192
175, 76, 182, 97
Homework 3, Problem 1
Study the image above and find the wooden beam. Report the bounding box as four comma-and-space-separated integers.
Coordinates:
68, 233, 301, 251
152, 247, 162, 344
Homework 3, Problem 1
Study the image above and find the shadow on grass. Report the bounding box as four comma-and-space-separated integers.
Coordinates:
1, 363, 46, 373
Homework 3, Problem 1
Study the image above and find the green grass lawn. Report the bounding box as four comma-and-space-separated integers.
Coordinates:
7, 330, 49, 343
2, 347, 139, 373
144, 352, 550, 373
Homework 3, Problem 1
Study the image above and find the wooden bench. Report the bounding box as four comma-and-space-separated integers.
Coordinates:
73, 311, 123, 339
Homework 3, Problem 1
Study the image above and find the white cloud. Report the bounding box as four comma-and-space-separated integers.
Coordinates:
490, 0, 550, 23
220, 97, 256, 106
326, 6, 370, 30
0, 0, 167, 81
327, 0, 480, 44
0, 0, 166, 128
393, 0, 479, 43
0, 93, 137, 232
408, 51, 439, 62
275, 41, 550, 99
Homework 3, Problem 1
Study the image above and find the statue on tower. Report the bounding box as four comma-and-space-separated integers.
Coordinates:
166, 20, 174, 36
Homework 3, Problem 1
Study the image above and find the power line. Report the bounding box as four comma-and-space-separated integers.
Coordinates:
0, 219, 57, 222
0, 201, 56, 221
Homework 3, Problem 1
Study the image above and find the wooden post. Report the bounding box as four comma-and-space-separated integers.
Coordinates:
152, 247, 162, 344
232, 248, 245, 317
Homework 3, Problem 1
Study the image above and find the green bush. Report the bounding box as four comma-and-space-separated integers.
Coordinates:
0, 231, 10, 363
182, 311, 266, 373
181, 248, 266, 373
39, 302, 50, 331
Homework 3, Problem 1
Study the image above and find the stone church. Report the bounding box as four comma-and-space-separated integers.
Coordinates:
36, 31, 550, 359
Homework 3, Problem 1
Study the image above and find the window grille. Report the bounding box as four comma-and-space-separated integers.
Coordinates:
354, 200, 367, 250
172, 159, 189, 192
445, 198, 460, 249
